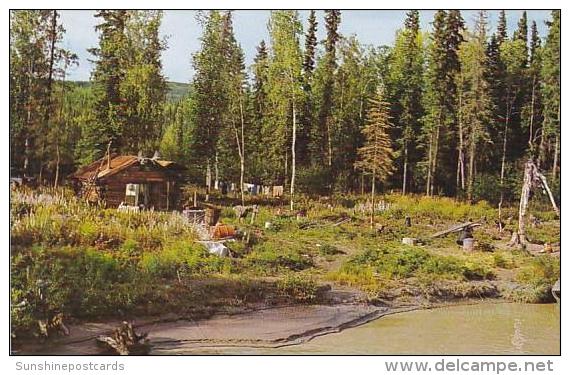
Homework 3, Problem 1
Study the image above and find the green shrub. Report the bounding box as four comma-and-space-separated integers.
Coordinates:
516, 256, 559, 287
276, 274, 317, 303
244, 242, 313, 274
327, 264, 379, 291
493, 252, 516, 269
344, 244, 494, 281
139, 241, 230, 278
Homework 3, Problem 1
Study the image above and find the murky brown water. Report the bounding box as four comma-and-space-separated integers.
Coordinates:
178, 303, 560, 355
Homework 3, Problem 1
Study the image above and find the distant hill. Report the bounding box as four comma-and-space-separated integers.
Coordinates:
166, 81, 191, 102
68, 81, 191, 102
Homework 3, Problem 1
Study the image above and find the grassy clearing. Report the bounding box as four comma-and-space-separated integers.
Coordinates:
327, 243, 495, 294
10, 187, 560, 336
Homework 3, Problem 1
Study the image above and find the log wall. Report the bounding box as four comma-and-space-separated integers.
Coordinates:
83, 164, 182, 210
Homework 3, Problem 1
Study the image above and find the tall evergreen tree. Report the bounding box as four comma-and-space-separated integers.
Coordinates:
423, 10, 447, 196
299, 10, 318, 166
525, 20, 542, 157
121, 10, 167, 154
190, 11, 228, 190
388, 10, 424, 194
456, 11, 494, 201
355, 87, 394, 224
312, 10, 341, 168
86, 10, 129, 161
514, 11, 529, 51
496, 10, 508, 45
540, 10, 560, 179
249, 40, 269, 178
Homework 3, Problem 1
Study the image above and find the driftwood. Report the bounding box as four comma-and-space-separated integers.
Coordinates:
96, 321, 150, 355
37, 312, 69, 339
430, 221, 481, 238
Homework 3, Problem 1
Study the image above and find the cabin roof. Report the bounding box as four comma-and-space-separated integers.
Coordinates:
71, 155, 184, 181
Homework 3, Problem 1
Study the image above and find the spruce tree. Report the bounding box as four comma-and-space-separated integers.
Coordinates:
388, 10, 424, 194
299, 10, 318, 166
540, 10, 560, 179
87, 10, 129, 160
456, 11, 494, 201
496, 10, 508, 45
355, 87, 394, 224
314, 10, 341, 168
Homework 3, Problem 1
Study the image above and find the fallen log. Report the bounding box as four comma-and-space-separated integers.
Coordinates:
430, 221, 481, 238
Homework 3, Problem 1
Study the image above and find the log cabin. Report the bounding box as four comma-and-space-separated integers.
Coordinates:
70, 155, 185, 210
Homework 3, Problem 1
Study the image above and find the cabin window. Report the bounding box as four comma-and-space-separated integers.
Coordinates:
125, 183, 149, 207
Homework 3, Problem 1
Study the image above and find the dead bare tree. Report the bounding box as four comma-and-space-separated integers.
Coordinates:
508, 159, 559, 247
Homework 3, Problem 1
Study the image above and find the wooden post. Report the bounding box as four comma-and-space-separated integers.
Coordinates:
106, 141, 112, 170
166, 181, 170, 211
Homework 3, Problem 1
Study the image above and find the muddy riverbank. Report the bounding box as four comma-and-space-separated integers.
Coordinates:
14, 293, 523, 355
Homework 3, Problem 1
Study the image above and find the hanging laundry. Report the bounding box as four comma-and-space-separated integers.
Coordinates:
272, 185, 284, 197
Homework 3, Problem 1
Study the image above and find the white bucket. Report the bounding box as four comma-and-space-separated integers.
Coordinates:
463, 238, 475, 251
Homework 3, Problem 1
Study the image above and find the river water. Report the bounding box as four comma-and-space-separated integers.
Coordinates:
183, 303, 560, 355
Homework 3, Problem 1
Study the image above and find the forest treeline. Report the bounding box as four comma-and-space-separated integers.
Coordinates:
9, 10, 560, 204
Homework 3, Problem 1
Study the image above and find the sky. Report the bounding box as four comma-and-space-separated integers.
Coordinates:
58, 10, 553, 83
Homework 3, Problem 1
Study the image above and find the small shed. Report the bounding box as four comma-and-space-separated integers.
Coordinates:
71, 155, 185, 210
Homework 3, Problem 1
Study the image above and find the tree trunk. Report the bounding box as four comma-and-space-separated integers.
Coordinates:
370, 168, 376, 226
425, 133, 433, 196
498, 103, 510, 232
537, 121, 546, 170
528, 76, 536, 153
239, 94, 246, 207
537, 172, 559, 217
214, 151, 219, 190
205, 158, 211, 201
24, 58, 34, 177
456, 90, 465, 193
431, 121, 441, 196
509, 160, 534, 247
290, 98, 297, 211
467, 131, 476, 201
54, 144, 60, 188
40, 10, 57, 186
402, 142, 408, 195
552, 134, 559, 183
54, 64, 67, 188
326, 119, 332, 167
551, 105, 560, 183
231, 91, 246, 206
